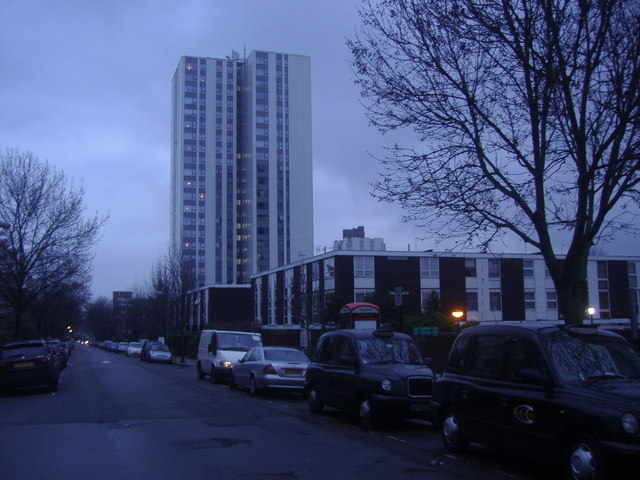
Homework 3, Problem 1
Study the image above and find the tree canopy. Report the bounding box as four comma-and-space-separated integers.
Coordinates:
348, 0, 640, 324
0, 149, 107, 339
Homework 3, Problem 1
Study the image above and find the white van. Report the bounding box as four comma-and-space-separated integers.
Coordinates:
196, 330, 262, 383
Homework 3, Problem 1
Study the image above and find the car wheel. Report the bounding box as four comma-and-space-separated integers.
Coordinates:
307, 386, 324, 413
197, 363, 205, 380
249, 376, 260, 396
358, 395, 379, 428
209, 366, 217, 383
565, 434, 604, 480
48, 381, 58, 393
229, 372, 237, 389
441, 409, 470, 453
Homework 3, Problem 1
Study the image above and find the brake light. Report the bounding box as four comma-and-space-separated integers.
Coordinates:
35, 356, 53, 366
263, 364, 277, 375
1, 362, 10, 370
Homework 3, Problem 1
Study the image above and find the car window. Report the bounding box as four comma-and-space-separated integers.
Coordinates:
447, 335, 471, 372
0, 344, 48, 359
316, 335, 350, 364
505, 337, 547, 381
356, 337, 423, 365
545, 333, 640, 382
264, 349, 308, 362
467, 335, 504, 377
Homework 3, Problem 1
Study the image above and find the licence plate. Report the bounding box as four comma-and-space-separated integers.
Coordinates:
409, 403, 429, 412
14, 362, 34, 368
283, 369, 303, 375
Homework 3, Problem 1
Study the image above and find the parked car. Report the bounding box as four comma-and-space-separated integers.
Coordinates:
305, 329, 434, 428
0, 340, 60, 393
140, 341, 163, 361
126, 342, 143, 357
108, 341, 120, 353
230, 346, 310, 395
46, 339, 68, 370
117, 342, 129, 354
196, 330, 263, 383
431, 324, 640, 480
146, 343, 173, 363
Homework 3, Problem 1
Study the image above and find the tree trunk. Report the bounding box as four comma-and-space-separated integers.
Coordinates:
554, 257, 589, 325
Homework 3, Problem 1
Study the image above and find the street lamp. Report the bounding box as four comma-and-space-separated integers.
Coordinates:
587, 307, 595, 325
452, 310, 464, 332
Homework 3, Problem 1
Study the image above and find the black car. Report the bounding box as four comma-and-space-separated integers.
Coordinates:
431, 324, 640, 480
0, 340, 60, 393
305, 329, 434, 427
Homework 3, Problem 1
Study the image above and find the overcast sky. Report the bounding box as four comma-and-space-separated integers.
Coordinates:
1, 0, 637, 299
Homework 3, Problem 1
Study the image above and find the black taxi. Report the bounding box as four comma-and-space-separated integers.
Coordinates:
305, 329, 434, 428
431, 324, 640, 480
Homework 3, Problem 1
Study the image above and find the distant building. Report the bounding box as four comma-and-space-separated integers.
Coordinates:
112, 291, 133, 339
251, 250, 640, 328
170, 50, 314, 287
333, 226, 386, 252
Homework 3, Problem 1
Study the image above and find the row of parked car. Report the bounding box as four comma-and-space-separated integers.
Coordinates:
94, 339, 174, 363
196, 325, 640, 480
0, 338, 75, 393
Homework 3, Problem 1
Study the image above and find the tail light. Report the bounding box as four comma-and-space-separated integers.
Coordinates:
263, 364, 277, 375
0, 362, 10, 370
35, 356, 53, 366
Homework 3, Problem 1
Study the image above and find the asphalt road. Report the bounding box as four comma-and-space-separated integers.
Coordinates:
0, 344, 557, 480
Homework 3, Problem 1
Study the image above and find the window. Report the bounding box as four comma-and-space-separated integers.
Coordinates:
488, 259, 500, 278
490, 291, 502, 311
354, 290, 374, 303
546, 291, 557, 309
523, 260, 534, 278
599, 291, 611, 319
524, 291, 535, 310
468, 335, 504, 377
420, 257, 439, 277
465, 258, 477, 277
629, 262, 637, 288
466, 291, 478, 311
505, 338, 546, 381
421, 290, 440, 314
354, 256, 374, 277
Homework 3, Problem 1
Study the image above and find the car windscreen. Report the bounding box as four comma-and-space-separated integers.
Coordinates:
151, 344, 170, 352
217, 333, 262, 351
264, 349, 308, 362
544, 333, 640, 382
356, 338, 424, 365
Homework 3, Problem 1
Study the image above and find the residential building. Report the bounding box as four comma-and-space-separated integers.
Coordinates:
333, 226, 386, 251
170, 50, 313, 287
250, 251, 640, 329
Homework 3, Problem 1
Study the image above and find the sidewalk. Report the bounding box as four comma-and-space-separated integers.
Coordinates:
172, 356, 196, 367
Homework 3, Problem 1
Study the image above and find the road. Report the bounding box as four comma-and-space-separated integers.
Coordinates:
0, 344, 556, 480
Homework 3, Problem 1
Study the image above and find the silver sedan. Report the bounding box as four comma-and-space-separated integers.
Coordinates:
229, 346, 309, 395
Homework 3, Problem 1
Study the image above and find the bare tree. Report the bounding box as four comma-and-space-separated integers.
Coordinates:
348, 0, 640, 324
0, 149, 107, 338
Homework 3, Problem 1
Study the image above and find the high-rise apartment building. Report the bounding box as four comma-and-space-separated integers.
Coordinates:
171, 50, 314, 286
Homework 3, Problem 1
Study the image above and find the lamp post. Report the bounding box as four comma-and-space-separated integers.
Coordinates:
587, 307, 595, 325
452, 310, 464, 332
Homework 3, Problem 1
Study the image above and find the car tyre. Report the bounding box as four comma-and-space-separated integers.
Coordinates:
565, 433, 604, 480
229, 372, 237, 389
358, 395, 379, 429
197, 362, 205, 380
249, 375, 260, 396
209, 366, 217, 383
48, 381, 58, 393
307, 386, 324, 413
441, 409, 470, 453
